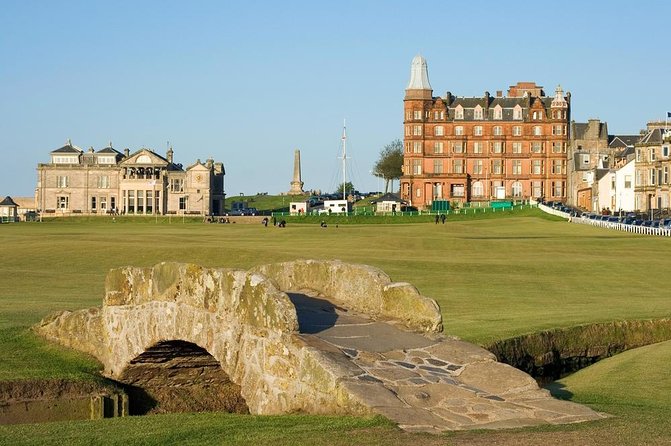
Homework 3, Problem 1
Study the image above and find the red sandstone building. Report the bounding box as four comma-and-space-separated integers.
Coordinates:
400, 55, 570, 209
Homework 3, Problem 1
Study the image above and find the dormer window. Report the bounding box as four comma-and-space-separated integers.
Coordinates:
513, 105, 523, 120
493, 105, 502, 120
455, 105, 464, 120
474, 105, 483, 120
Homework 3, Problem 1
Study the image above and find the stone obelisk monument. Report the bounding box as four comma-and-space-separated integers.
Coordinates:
288, 149, 304, 195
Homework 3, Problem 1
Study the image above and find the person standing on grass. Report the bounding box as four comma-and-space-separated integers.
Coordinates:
441, 214, 446, 224
435, 214, 439, 224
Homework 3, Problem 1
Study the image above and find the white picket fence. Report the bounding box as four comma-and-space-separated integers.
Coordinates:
538, 203, 671, 237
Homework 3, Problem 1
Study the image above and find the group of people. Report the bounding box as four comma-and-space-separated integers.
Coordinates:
434, 214, 447, 224
262, 217, 286, 227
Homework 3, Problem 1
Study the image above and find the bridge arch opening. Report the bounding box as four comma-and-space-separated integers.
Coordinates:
117, 340, 248, 415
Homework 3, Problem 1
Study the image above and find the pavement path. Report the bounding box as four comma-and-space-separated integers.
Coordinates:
288, 291, 606, 433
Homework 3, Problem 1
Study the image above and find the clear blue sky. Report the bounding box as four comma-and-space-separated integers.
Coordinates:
2, 1, 670, 197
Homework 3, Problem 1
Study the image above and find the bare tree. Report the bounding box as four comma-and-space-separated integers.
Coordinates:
372, 139, 403, 193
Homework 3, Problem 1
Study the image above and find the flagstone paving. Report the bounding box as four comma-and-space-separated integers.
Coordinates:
289, 291, 606, 433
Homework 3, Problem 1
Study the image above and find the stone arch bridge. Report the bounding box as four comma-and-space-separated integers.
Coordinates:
36, 260, 603, 432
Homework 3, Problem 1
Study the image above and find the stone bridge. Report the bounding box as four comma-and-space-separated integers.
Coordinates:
35, 260, 604, 432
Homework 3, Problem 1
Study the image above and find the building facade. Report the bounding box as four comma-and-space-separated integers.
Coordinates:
36, 141, 225, 216
634, 123, 671, 214
400, 55, 570, 209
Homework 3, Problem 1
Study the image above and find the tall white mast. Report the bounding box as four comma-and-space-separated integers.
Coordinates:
341, 119, 347, 200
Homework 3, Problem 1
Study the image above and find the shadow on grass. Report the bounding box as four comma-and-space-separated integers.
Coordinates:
545, 381, 574, 401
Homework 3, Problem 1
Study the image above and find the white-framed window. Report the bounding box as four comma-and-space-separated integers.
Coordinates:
552, 125, 563, 135
412, 159, 422, 175
170, 178, 184, 192
473, 159, 483, 174
636, 171, 643, 186
53, 155, 79, 164
512, 160, 522, 175
533, 126, 542, 136
179, 196, 188, 210
440, 111, 445, 119
492, 141, 503, 154
492, 159, 503, 174
651, 148, 656, 161
405, 126, 411, 136
664, 167, 669, 184
513, 105, 523, 120
472, 181, 484, 197
56, 175, 68, 188
433, 111, 439, 120
98, 175, 110, 188
512, 142, 522, 154
453, 159, 464, 174
493, 105, 502, 120
413, 110, 422, 120
636, 149, 641, 162
532, 142, 542, 153
455, 126, 464, 136
433, 159, 443, 174
513, 126, 522, 136
452, 142, 464, 153
532, 181, 542, 198
413, 125, 422, 136
435, 126, 444, 136
553, 181, 564, 197
57, 196, 69, 209
625, 175, 632, 189
100, 196, 107, 210
552, 159, 564, 174
474, 105, 483, 120
512, 181, 523, 197
91, 196, 97, 210
413, 141, 422, 153
451, 184, 465, 197
663, 145, 670, 157
650, 169, 656, 185
493, 126, 503, 136
552, 142, 563, 153
433, 142, 443, 154
532, 160, 543, 174
455, 105, 464, 119
474, 126, 483, 136
97, 156, 115, 164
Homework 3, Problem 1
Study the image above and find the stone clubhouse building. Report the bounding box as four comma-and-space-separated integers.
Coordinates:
401, 55, 570, 209
36, 141, 225, 216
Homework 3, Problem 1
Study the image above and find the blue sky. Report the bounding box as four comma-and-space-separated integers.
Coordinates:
1, 1, 670, 197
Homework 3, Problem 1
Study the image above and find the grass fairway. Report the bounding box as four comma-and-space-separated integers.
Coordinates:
1, 211, 670, 444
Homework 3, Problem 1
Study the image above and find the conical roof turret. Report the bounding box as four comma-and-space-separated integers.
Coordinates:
407, 55, 432, 90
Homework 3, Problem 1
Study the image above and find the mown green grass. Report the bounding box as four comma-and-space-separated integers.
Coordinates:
1, 211, 671, 444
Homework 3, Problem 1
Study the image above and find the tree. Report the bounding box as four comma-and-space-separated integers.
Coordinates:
373, 139, 403, 193
334, 181, 355, 197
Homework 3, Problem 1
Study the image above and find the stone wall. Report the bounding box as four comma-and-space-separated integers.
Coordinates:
252, 260, 443, 333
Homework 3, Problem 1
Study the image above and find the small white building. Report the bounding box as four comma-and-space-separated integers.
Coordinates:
371, 193, 406, 213
0, 196, 19, 222
321, 199, 350, 214
289, 201, 309, 215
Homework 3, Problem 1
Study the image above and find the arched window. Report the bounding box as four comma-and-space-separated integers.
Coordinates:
512, 181, 523, 197
472, 181, 484, 197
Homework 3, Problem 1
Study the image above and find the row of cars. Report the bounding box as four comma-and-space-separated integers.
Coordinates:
582, 213, 671, 228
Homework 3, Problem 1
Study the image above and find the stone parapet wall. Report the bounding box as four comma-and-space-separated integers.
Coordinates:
252, 260, 443, 333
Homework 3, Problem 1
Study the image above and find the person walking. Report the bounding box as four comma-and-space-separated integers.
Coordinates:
441, 214, 446, 224
435, 214, 439, 224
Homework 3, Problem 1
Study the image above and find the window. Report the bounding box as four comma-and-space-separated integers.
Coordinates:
553, 181, 564, 197
111, 197, 116, 211
98, 175, 110, 188
493, 126, 502, 136
552, 125, 563, 135
512, 181, 523, 197
433, 160, 443, 174
440, 111, 445, 119
91, 196, 97, 210
472, 181, 484, 197
412, 159, 422, 175
636, 149, 641, 162
454, 126, 464, 136
533, 126, 542, 136
179, 196, 188, 211
474, 126, 483, 136
435, 126, 444, 136
552, 160, 564, 174
513, 105, 523, 120
128, 190, 135, 213
512, 160, 522, 175
532, 142, 542, 153
581, 153, 590, 165
451, 184, 465, 197
492, 142, 503, 154
624, 175, 632, 189
473, 159, 483, 174
493, 106, 502, 120
532, 181, 542, 198
650, 169, 656, 185
413, 125, 422, 136
405, 126, 410, 136
416, 187, 421, 198
664, 146, 670, 157
433, 142, 443, 154
413, 110, 422, 120
413, 142, 422, 153
473, 142, 483, 154
57, 196, 69, 209
97, 156, 115, 164
100, 196, 107, 210
532, 160, 543, 174
452, 142, 464, 153
512, 142, 522, 154
664, 167, 669, 184
513, 126, 522, 136
552, 142, 563, 153
146, 190, 153, 214
474, 105, 483, 120
455, 106, 464, 119
453, 159, 464, 174
651, 148, 656, 161
56, 175, 68, 188
636, 171, 643, 186
170, 178, 184, 192
433, 111, 439, 120
492, 160, 503, 174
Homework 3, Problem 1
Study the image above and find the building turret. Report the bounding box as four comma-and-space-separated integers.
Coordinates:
167, 147, 174, 163
405, 55, 433, 100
